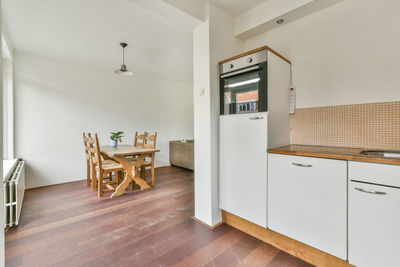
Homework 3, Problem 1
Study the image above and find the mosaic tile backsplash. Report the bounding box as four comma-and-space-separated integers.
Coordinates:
291, 101, 400, 150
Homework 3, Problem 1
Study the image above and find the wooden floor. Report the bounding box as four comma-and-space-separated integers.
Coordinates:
6, 166, 313, 267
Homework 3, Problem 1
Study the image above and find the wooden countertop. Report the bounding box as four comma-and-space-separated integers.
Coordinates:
267, 145, 400, 166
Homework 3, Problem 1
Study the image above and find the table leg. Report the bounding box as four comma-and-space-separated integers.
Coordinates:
111, 171, 132, 197
111, 154, 150, 198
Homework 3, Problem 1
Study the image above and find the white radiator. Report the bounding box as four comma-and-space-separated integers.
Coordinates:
3, 160, 25, 227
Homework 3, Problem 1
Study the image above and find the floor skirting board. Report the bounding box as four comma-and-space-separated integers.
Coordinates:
221, 210, 353, 267
191, 216, 224, 229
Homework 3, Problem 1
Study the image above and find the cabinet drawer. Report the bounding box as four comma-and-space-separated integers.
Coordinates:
268, 154, 347, 260
349, 161, 400, 187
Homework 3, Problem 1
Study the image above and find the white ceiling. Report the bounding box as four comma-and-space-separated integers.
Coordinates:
211, 0, 268, 16
2, 0, 194, 81
2, 0, 269, 82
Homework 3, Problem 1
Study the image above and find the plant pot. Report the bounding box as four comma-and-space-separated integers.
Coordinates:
110, 139, 118, 148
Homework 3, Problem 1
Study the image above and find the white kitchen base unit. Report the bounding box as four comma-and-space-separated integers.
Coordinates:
268, 154, 347, 260
348, 161, 400, 267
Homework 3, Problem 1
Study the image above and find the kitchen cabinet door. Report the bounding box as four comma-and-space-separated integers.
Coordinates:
219, 112, 268, 227
349, 181, 400, 267
268, 154, 347, 260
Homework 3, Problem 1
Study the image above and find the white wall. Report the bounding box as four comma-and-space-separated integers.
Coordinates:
2, 32, 13, 160
244, 0, 400, 108
193, 3, 243, 227
15, 52, 194, 189
209, 3, 244, 224
0, 2, 5, 266
193, 16, 213, 225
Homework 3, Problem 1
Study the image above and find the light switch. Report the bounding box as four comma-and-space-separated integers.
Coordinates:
199, 88, 205, 96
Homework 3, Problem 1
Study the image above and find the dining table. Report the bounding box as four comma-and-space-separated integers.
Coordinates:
101, 145, 160, 198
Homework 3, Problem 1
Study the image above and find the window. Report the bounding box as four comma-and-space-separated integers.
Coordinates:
2, 35, 14, 160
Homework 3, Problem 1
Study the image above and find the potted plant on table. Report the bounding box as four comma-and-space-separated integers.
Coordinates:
110, 131, 124, 148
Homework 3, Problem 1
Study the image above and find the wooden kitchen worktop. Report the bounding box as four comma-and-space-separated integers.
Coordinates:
268, 145, 400, 166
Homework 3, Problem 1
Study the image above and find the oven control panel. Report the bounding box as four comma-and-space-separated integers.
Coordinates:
219, 50, 267, 74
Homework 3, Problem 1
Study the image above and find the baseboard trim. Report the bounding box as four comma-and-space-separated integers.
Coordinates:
191, 216, 224, 229
221, 210, 353, 267
27, 166, 170, 189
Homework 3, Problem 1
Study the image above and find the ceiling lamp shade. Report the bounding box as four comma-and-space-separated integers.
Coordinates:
114, 42, 133, 76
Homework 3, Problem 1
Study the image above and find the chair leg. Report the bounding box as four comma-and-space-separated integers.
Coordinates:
87, 161, 91, 185
116, 171, 121, 184
92, 166, 97, 191
119, 171, 122, 184
141, 167, 146, 181
151, 152, 155, 186
151, 166, 155, 186
98, 172, 103, 198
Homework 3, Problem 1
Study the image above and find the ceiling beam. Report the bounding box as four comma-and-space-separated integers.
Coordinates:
235, 0, 344, 40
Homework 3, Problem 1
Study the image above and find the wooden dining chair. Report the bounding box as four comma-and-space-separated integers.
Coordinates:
144, 132, 157, 186
140, 132, 157, 186
127, 131, 148, 162
82, 133, 92, 186
84, 132, 117, 190
87, 134, 124, 197
127, 132, 157, 186
134, 131, 147, 147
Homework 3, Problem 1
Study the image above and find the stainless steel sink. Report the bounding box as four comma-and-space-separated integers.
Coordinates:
360, 150, 400, 158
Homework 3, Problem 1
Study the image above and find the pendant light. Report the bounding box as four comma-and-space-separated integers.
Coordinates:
114, 42, 133, 76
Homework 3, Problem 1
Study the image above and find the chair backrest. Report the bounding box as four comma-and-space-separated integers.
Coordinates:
144, 132, 157, 149
134, 131, 147, 147
82, 133, 91, 162
87, 133, 103, 171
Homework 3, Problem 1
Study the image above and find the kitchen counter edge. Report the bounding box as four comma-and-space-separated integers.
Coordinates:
267, 145, 400, 166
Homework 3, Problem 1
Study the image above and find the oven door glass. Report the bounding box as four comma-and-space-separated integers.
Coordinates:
220, 64, 267, 115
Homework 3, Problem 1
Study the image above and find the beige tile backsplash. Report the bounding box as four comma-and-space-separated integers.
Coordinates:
291, 101, 400, 150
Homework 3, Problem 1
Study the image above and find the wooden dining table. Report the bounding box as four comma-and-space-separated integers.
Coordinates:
101, 145, 160, 198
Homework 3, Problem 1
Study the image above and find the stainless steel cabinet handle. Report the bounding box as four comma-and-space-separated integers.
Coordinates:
354, 187, 387, 195
292, 163, 313, 167
249, 117, 264, 120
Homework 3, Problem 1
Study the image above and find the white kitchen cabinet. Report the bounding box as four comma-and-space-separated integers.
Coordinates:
268, 154, 347, 260
219, 112, 268, 227
348, 162, 400, 267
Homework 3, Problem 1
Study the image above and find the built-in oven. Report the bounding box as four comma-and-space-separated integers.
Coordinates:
219, 50, 267, 115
